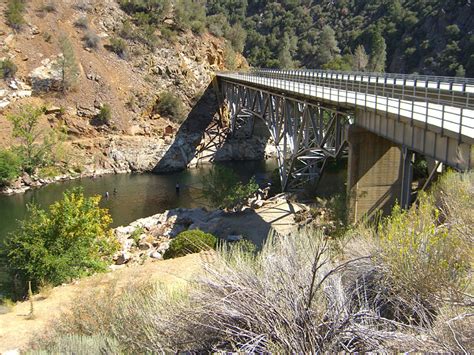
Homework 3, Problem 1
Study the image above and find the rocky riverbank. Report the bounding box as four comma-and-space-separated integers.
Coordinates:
111, 195, 306, 268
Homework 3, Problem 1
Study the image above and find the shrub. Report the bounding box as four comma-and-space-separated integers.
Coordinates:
163, 230, 217, 259
431, 170, 473, 244
96, 104, 112, 125
83, 31, 100, 49
73, 16, 89, 29
42, 31, 52, 43
119, 19, 135, 40
4, 187, 119, 292
26, 172, 474, 353
377, 194, 471, 305
0, 59, 18, 79
32, 334, 121, 354
156, 91, 185, 122
0, 149, 21, 186
201, 165, 259, 209
5, 0, 25, 30
108, 37, 128, 59
40, 1, 57, 13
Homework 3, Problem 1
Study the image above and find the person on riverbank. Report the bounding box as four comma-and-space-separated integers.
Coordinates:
105, 191, 109, 199
176, 183, 180, 194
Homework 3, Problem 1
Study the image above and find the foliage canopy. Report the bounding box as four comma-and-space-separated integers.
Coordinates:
201, 165, 259, 210
4, 188, 119, 291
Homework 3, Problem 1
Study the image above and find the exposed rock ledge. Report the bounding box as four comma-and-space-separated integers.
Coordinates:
111, 196, 305, 268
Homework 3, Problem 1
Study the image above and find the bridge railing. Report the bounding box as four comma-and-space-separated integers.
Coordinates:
217, 69, 474, 141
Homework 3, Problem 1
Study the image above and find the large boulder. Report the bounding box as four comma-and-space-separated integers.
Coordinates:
28, 58, 63, 93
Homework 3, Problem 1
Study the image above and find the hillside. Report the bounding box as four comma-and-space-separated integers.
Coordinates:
0, 0, 246, 178
208, 0, 474, 76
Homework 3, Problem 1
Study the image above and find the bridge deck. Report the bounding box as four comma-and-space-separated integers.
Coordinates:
218, 71, 474, 143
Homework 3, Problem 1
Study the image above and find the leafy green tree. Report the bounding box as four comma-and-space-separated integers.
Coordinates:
0, 149, 21, 186
323, 54, 352, 71
156, 91, 185, 122
201, 165, 259, 210
7, 105, 59, 174
368, 27, 386, 72
163, 230, 217, 259
57, 34, 80, 92
455, 65, 465, 77
4, 187, 119, 291
225, 22, 247, 53
175, 0, 207, 34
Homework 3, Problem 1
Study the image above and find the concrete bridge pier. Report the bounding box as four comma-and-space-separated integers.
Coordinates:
347, 125, 413, 222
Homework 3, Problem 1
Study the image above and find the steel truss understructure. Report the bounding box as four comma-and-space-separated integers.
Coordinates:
220, 80, 353, 191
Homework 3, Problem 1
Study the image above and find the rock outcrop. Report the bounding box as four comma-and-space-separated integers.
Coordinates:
28, 57, 63, 93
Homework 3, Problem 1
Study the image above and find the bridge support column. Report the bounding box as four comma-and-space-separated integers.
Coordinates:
347, 126, 410, 222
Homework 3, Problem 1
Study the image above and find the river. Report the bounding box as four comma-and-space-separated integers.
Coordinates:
0, 160, 279, 245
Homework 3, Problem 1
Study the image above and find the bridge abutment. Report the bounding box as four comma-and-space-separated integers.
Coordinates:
347, 125, 411, 222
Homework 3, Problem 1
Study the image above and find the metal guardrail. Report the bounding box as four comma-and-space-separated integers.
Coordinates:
217, 69, 474, 142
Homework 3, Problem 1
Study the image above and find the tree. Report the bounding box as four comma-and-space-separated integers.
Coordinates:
57, 34, 80, 92
225, 23, 247, 53
7, 105, 58, 174
368, 28, 386, 72
353, 45, 369, 71
317, 25, 340, 66
455, 65, 465, 77
201, 165, 259, 210
278, 33, 294, 68
156, 91, 185, 122
4, 188, 119, 291
0, 149, 21, 186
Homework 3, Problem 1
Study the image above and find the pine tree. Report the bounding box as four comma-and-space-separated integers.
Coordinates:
278, 33, 294, 68
368, 28, 386, 72
353, 45, 369, 71
57, 34, 80, 92
318, 26, 340, 66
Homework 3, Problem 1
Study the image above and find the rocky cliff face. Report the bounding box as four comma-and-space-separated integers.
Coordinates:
0, 0, 251, 181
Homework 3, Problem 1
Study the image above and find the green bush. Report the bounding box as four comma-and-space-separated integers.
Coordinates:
4, 188, 119, 292
0, 149, 21, 186
96, 104, 112, 125
163, 230, 217, 259
156, 91, 185, 122
377, 192, 471, 304
5, 0, 25, 30
0, 59, 18, 79
108, 37, 128, 59
83, 31, 100, 49
201, 165, 259, 209
74, 16, 89, 29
